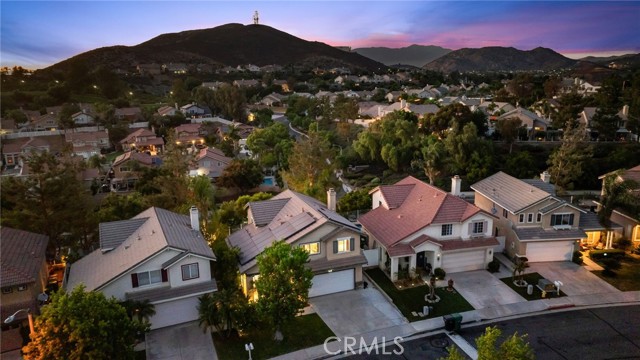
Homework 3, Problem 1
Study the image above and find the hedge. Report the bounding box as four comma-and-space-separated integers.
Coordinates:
589, 249, 626, 260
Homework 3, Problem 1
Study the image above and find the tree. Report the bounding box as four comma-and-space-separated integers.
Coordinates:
22, 286, 146, 360
338, 188, 373, 215
197, 289, 243, 337
57, 103, 81, 130
255, 240, 313, 341
413, 135, 446, 185
282, 130, 337, 199
443, 122, 494, 184
217, 159, 264, 193
591, 106, 621, 141
495, 117, 523, 153
5, 109, 28, 125
121, 299, 156, 324
214, 84, 247, 122
547, 123, 593, 193
97, 193, 148, 222
189, 175, 215, 229
475, 326, 534, 360
246, 122, 294, 168
598, 170, 640, 232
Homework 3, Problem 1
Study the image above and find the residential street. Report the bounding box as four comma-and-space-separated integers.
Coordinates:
339, 305, 640, 359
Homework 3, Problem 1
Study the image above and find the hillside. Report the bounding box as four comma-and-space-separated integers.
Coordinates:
423, 46, 578, 72
45, 23, 386, 72
353, 44, 451, 67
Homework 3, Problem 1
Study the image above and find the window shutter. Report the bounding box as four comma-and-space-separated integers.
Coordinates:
333, 241, 338, 254
350, 237, 355, 251
161, 269, 168, 282
468, 223, 473, 234
131, 273, 139, 288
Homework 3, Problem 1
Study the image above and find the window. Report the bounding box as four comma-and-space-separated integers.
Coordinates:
536, 213, 542, 223
181, 263, 200, 281
301, 242, 320, 255
502, 209, 508, 218
551, 213, 574, 226
333, 237, 354, 253
518, 214, 525, 223
131, 269, 166, 288
2, 287, 12, 294
17, 285, 27, 291
527, 213, 534, 223
441, 224, 453, 236
120, 166, 130, 172
472, 221, 484, 234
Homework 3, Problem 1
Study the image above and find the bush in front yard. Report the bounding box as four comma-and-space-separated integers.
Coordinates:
434, 267, 446, 280
487, 259, 501, 273
589, 249, 626, 260
601, 258, 622, 277
572, 251, 583, 265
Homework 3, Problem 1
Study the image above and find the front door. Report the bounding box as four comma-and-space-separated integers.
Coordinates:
417, 251, 425, 268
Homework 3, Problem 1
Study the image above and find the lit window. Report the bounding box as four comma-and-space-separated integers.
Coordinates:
334, 238, 352, 253
181, 263, 200, 281
441, 224, 453, 236
301, 242, 320, 255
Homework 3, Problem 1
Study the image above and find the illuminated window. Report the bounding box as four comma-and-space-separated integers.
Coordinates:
301, 242, 320, 255
333, 238, 353, 253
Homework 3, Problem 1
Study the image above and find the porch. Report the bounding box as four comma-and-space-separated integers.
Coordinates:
380, 242, 441, 282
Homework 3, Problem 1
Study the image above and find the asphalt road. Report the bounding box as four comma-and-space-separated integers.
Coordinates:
340, 305, 640, 359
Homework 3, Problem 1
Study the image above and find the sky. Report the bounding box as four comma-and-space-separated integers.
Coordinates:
1, 1, 639, 69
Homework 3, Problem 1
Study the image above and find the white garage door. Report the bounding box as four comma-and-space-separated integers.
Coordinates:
150, 296, 200, 330
309, 269, 354, 297
526, 241, 574, 262
442, 250, 486, 274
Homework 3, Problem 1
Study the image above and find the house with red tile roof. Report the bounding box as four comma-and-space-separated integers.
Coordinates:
64, 130, 110, 158
190, 147, 231, 179
358, 176, 498, 281
120, 128, 164, 154
0, 227, 49, 353
108, 151, 161, 191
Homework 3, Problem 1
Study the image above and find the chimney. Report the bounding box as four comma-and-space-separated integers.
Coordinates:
175, 103, 179, 109
400, 99, 406, 109
622, 105, 629, 117
327, 188, 337, 212
190, 206, 200, 232
451, 175, 461, 196
541, 171, 551, 183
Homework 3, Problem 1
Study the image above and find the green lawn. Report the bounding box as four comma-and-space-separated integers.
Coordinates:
500, 272, 566, 301
592, 255, 640, 291
366, 268, 473, 322
212, 314, 334, 360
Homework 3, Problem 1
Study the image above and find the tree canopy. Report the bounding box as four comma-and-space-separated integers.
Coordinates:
23, 286, 146, 360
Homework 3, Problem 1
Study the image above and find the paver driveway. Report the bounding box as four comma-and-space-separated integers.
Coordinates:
310, 287, 407, 337
448, 270, 526, 309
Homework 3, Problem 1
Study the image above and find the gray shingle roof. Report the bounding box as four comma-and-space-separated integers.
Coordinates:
99, 218, 148, 251
66, 207, 215, 292
515, 227, 586, 241
521, 179, 556, 195
579, 212, 622, 231
471, 172, 551, 213
248, 198, 290, 226
306, 254, 368, 272
125, 279, 217, 303
0, 227, 48, 287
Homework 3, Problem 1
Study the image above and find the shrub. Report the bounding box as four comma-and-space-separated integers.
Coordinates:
589, 249, 626, 260
434, 267, 446, 280
615, 238, 631, 250
572, 251, 583, 265
601, 258, 621, 277
487, 259, 501, 273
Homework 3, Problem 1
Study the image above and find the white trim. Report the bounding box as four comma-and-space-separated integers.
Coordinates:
163, 252, 213, 269
151, 290, 214, 305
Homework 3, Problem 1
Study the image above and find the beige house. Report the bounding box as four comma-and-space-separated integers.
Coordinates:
120, 128, 164, 154
191, 147, 232, 179
227, 189, 366, 299
472, 171, 588, 262
598, 165, 640, 246
0, 227, 49, 353
359, 176, 498, 281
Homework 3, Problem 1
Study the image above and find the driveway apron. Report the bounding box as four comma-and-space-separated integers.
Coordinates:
146, 321, 217, 360
526, 262, 620, 296
448, 270, 526, 309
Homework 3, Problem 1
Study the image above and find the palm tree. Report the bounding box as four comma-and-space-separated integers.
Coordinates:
512, 259, 527, 287
132, 299, 156, 323
197, 290, 242, 337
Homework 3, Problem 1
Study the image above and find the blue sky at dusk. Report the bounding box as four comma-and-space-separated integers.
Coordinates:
1, 1, 639, 69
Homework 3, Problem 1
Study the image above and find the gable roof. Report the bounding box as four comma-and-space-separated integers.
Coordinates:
112, 151, 157, 167
0, 227, 49, 287
66, 207, 215, 291
359, 176, 481, 248
228, 190, 358, 270
120, 128, 156, 144
196, 147, 232, 163
471, 171, 552, 213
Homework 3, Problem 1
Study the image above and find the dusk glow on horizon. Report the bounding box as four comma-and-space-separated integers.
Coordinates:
1, 1, 639, 69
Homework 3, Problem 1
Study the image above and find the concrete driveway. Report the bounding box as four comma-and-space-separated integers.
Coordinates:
526, 261, 620, 296
310, 288, 407, 337
448, 270, 526, 309
146, 321, 217, 360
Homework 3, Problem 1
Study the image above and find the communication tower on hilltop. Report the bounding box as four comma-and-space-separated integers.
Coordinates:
253, 11, 259, 25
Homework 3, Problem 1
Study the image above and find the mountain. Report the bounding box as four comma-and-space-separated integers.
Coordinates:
423, 46, 578, 72
353, 45, 451, 67
46, 23, 385, 72
579, 53, 640, 69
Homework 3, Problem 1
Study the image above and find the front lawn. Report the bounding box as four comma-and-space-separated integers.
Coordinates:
592, 255, 640, 291
366, 268, 473, 322
212, 314, 334, 360
500, 272, 566, 301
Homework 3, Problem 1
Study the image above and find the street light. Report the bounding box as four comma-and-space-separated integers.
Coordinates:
245, 342, 254, 360
4, 308, 34, 335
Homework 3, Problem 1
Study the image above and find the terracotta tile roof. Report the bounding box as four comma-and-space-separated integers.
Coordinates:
120, 128, 156, 144
112, 151, 158, 167
0, 227, 49, 287
386, 243, 416, 257
359, 176, 481, 248
196, 147, 232, 164
621, 165, 640, 183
